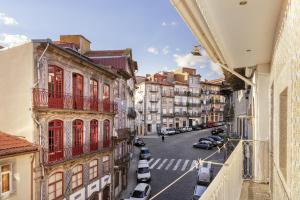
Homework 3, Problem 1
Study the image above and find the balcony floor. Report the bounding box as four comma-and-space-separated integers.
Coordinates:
240, 181, 271, 200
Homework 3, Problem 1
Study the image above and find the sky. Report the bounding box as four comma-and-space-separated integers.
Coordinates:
0, 0, 223, 80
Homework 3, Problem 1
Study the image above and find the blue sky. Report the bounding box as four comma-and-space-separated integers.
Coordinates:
0, 0, 223, 80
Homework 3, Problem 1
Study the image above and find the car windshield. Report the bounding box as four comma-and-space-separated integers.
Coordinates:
141, 149, 149, 154
132, 190, 144, 198
138, 167, 150, 173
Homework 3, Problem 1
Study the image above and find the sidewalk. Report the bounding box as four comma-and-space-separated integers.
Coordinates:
119, 147, 139, 199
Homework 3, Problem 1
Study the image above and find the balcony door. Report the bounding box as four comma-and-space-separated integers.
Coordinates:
48, 120, 64, 162
72, 119, 83, 156
90, 119, 98, 151
73, 73, 84, 110
90, 79, 99, 111
103, 120, 110, 148
103, 84, 110, 112
48, 65, 64, 108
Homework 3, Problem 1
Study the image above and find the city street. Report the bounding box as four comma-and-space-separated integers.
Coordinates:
120, 127, 226, 200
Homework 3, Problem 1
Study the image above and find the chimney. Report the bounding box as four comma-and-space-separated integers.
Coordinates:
59, 35, 91, 54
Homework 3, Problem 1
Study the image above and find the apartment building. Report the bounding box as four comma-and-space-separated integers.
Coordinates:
0, 35, 137, 200
172, 0, 300, 199
135, 67, 225, 135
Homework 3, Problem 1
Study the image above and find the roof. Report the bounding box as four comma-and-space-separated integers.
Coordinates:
0, 131, 38, 157
135, 183, 149, 191
84, 49, 132, 57
92, 57, 127, 70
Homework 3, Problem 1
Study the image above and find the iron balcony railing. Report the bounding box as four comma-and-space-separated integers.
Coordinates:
42, 141, 112, 166
174, 112, 188, 117
188, 112, 202, 117
115, 153, 130, 166
174, 102, 187, 106
162, 113, 174, 117
187, 102, 201, 107
148, 107, 159, 113
161, 92, 174, 97
149, 88, 159, 92
174, 91, 188, 96
149, 97, 159, 102
112, 128, 131, 141
33, 88, 117, 114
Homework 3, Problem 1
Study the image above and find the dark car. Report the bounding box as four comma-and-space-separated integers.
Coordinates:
193, 141, 213, 149
134, 138, 145, 147
216, 128, 224, 133
207, 135, 224, 147
140, 147, 152, 160
211, 128, 224, 135
199, 137, 217, 147
198, 124, 207, 129
192, 125, 201, 131
174, 128, 181, 134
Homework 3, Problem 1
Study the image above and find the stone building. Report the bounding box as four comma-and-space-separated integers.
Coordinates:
0, 35, 137, 200
172, 0, 300, 199
135, 67, 225, 135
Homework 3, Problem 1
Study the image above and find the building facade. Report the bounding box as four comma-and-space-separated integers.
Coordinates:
135, 67, 225, 135
0, 35, 137, 200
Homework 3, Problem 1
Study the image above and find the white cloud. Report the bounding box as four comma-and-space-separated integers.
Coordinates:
0, 33, 29, 48
162, 46, 169, 55
175, 48, 180, 52
147, 47, 159, 55
0, 13, 18, 25
161, 21, 177, 27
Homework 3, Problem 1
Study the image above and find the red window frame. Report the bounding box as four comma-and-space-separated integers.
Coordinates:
48, 172, 63, 200
48, 65, 64, 108
48, 120, 64, 163
90, 79, 99, 111
90, 119, 98, 151
73, 73, 84, 110
103, 120, 110, 148
72, 119, 83, 156
103, 84, 110, 112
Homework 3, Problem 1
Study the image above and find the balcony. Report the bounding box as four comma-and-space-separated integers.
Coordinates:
42, 141, 112, 166
188, 112, 201, 117
149, 88, 159, 92
187, 102, 201, 107
174, 111, 188, 117
112, 128, 131, 142
174, 102, 187, 106
115, 153, 130, 166
190, 92, 201, 97
162, 113, 174, 117
149, 97, 159, 102
148, 107, 159, 113
174, 91, 188, 96
127, 107, 137, 119
161, 92, 174, 97
33, 88, 117, 114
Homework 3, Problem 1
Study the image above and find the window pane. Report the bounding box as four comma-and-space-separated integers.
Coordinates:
2, 173, 10, 192
56, 188, 62, 196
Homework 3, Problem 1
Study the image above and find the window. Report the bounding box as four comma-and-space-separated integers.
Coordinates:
103, 84, 110, 112
48, 120, 64, 162
72, 119, 83, 156
103, 156, 110, 174
73, 73, 84, 110
90, 120, 98, 151
103, 120, 110, 148
48, 65, 64, 108
48, 172, 63, 200
279, 88, 288, 180
72, 165, 83, 190
90, 79, 99, 111
147, 124, 152, 132
0, 164, 12, 196
114, 171, 119, 189
89, 160, 98, 180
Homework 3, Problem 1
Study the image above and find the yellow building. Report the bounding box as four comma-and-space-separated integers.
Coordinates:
0, 131, 37, 200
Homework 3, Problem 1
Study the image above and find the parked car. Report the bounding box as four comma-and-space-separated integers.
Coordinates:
193, 141, 213, 149
129, 183, 151, 200
192, 125, 201, 131
138, 159, 149, 167
197, 162, 213, 186
137, 162, 151, 182
140, 147, 152, 160
207, 135, 224, 147
174, 128, 181, 134
198, 123, 207, 129
134, 138, 145, 147
161, 127, 176, 135
186, 126, 193, 132
192, 185, 207, 200
211, 128, 224, 135
179, 127, 187, 133
198, 137, 217, 146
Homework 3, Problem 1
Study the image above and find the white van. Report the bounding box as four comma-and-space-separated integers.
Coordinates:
197, 162, 213, 186
137, 162, 151, 182
161, 127, 176, 135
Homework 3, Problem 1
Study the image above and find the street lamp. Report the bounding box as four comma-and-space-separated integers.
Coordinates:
191, 45, 202, 56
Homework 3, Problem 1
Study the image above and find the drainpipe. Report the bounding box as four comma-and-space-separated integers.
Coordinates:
34, 118, 45, 200
31, 153, 34, 200
33, 43, 50, 88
